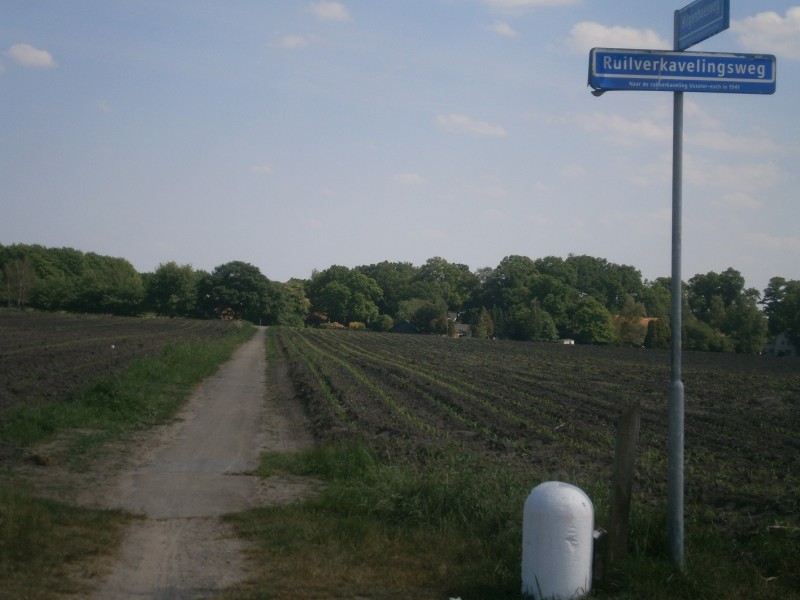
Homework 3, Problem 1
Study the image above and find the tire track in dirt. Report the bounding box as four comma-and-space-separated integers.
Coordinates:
82, 326, 316, 599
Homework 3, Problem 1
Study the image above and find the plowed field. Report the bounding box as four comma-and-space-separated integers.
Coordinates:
274, 327, 800, 533
0, 310, 240, 416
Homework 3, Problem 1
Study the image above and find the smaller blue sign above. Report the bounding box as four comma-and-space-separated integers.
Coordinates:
588, 48, 776, 95
676, 0, 730, 51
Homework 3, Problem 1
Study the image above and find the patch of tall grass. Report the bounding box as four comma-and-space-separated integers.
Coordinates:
224, 442, 529, 599
0, 483, 135, 600
223, 440, 799, 600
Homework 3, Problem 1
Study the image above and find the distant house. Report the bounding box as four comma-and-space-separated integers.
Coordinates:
761, 330, 798, 357
447, 311, 472, 337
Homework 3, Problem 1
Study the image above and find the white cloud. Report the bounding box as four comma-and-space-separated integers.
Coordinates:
565, 22, 668, 55
485, 0, 581, 10
732, 7, 800, 60
251, 164, 274, 174
421, 228, 447, 240
463, 183, 506, 198
573, 112, 671, 146
677, 101, 778, 153
687, 130, 778, 154
711, 191, 762, 210
618, 154, 671, 186
602, 207, 671, 236
745, 232, 800, 252
308, 1, 351, 22
392, 172, 426, 185
436, 113, 507, 137
526, 214, 550, 226
559, 164, 587, 178
272, 34, 317, 49
96, 100, 112, 113
487, 21, 519, 38
484, 208, 505, 220
685, 157, 783, 197
6, 43, 57, 68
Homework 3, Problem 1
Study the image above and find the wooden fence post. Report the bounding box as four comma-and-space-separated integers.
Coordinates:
607, 401, 641, 576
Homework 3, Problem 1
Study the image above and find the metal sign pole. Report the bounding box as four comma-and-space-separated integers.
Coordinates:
587, 0, 771, 571
668, 9, 686, 569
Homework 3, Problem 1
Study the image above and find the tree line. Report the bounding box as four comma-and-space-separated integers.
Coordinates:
2, 243, 798, 354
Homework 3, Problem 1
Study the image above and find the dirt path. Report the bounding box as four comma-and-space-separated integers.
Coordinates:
62, 326, 315, 599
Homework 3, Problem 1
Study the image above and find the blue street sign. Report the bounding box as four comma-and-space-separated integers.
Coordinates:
676, 0, 730, 50
588, 48, 776, 94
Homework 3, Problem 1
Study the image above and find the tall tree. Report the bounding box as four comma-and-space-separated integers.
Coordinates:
760, 277, 800, 343
566, 254, 643, 312
2, 258, 36, 309
615, 294, 648, 346
724, 298, 768, 354
533, 255, 578, 287
355, 261, 415, 318
687, 267, 747, 320
145, 262, 199, 317
75, 253, 144, 315
273, 279, 310, 327
568, 296, 616, 344
641, 278, 672, 319
507, 299, 558, 342
306, 265, 382, 325
413, 256, 478, 311
687, 267, 766, 353
397, 297, 448, 334
644, 318, 671, 349
197, 261, 271, 322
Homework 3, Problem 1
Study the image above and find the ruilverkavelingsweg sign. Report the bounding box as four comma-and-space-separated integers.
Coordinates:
588, 48, 776, 94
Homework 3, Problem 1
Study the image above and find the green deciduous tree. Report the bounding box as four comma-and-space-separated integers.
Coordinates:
355, 261, 416, 317
684, 317, 734, 352
397, 298, 448, 334
568, 296, 616, 344
614, 294, 648, 346
145, 262, 200, 317
640, 278, 672, 319
761, 277, 800, 343
725, 298, 768, 354
644, 318, 670, 349
687, 268, 766, 353
75, 253, 144, 315
508, 299, 558, 342
474, 307, 495, 339
273, 279, 310, 327
197, 261, 271, 323
2, 259, 35, 309
413, 256, 478, 312
306, 265, 382, 326
566, 254, 643, 312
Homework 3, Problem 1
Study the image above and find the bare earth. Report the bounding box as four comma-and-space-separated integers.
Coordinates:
21, 326, 316, 599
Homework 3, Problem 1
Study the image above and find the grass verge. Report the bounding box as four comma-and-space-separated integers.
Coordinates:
0, 484, 136, 600
221, 441, 799, 600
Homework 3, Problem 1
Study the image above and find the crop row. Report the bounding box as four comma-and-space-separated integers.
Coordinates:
0, 311, 241, 414
272, 328, 642, 474
272, 327, 800, 526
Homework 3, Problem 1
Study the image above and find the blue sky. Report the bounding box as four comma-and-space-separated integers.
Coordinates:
2, 1, 799, 293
